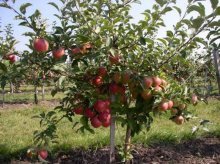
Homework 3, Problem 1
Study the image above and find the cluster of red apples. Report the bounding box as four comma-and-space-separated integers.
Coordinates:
73, 99, 111, 128
33, 38, 92, 59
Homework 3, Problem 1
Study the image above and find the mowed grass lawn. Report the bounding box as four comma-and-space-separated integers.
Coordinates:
0, 99, 220, 160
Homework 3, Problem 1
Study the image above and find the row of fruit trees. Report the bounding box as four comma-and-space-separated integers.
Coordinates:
0, 0, 220, 162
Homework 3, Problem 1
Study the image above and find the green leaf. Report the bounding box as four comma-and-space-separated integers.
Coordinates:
181, 19, 192, 28
1, 80, 7, 89
157, 38, 168, 46
208, 21, 220, 28
192, 17, 204, 29
51, 89, 57, 97
145, 38, 154, 45
187, 4, 205, 17
207, 30, 216, 40
173, 6, 182, 16
58, 76, 66, 86
167, 30, 174, 37
161, 7, 172, 14
210, 36, 220, 45
155, 0, 166, 7
0, 3, 10, 9
20, 3, 32, 15
210, 0, 218, 9
0, 62, 7, 72
106, 37, 112, 47
80, 116, 88, 126
139, 37, 146, 45
48, 2, 60, 11
215, 6, 220, 15
19, 21, 29, 27
193, 37, 206, 46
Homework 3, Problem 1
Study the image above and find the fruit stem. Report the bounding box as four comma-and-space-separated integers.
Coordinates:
110, 114, 116, 163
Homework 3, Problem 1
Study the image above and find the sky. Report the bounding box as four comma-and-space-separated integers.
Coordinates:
0, 0, 213, 52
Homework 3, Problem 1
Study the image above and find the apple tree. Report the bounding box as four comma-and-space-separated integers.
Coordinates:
1, 0, 219, 162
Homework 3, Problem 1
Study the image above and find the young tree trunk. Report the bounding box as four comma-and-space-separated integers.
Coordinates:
42, 82, 45, 101
10, 82, 14, 94
1, 88, 5, 108
213, 49, 220, 94
124, 125, 132, 164
110, 114, 116, 164
34, 84, 38, 105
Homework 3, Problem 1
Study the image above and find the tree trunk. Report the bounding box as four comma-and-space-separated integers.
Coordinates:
213, 49, 220, 94
10, 82, 14, 94
42, 82, 45, 101
110, 114, 116, 164
2, 88, 5, 108
124, 125, 132, 164
34, 85, 38, 104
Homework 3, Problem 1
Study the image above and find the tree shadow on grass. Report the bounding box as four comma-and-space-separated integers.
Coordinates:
0, 144, 29, 163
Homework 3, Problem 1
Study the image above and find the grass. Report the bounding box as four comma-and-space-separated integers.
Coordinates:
0, 89, 64, 103
0, 99, 220, 160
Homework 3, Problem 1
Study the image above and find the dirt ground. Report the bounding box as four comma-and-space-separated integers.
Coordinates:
53, 136, 220, 164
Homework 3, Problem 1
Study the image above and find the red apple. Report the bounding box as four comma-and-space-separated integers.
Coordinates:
71, 47, 81, 54
52, 47, 65, 59
109, 83, 120, 94
102, 119, 111, 127
122, 71, 130, 84
8, 54, 16, 64
98, 66, 107, 77
109, 54, 120, 65
118, 85, 126, 95
73, 107, 83, 115
143, 77, 153, 88
159, 101, 169, 111
174, 115, 184, 125
152, 76, 162, 86
83, 42, 92, 49
168, 100, 174, 109
104, 99, 111, 107
33, 38, 49, 52
191, 94, 198, 105
171, 108, 178, 115
179, 104, 186, 110
113, 72, 121, 84
154, 85, 162, 93
94, 100, 108, 113
98, 111, 110, 122
91, 116, 102, 128
38, 149, 48, 159
92, 76, 103, 87
85, 108, 96, 118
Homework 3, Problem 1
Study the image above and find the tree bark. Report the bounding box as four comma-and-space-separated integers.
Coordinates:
2, 88, 5, 108
124, 124, 132, 164
110, 114, 116, 164
34, 84, 38, 104
10, 82, 14, 94
213, 49, 220, 94
42, 82, 45, 101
